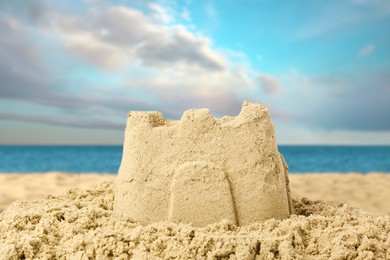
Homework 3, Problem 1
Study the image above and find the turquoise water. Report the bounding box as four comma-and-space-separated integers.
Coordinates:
0, 145, 389, 173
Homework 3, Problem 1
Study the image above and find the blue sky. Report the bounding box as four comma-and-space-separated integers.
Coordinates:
0, 0, 389, 144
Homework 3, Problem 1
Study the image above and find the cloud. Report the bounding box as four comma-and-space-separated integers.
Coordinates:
259, 74, 282, 94
0, 15, 161, 119
148, 3, 172, 23
1, 1, 227, 70
2, 0, 387, 137
358, 44, 375, 56
283, 69, 390, 131
0, 111, 123, 130
126, 62, 259, 117
0, 0, 50, 22
48, 5, 227, 71
181, 8, 191, 21
0, 17, 49, 99
0, 0, 265, 130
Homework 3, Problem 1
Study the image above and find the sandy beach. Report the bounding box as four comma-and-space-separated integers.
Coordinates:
1, 172, 389, 259
1, 0, 390, 256
1, 172, 389, 215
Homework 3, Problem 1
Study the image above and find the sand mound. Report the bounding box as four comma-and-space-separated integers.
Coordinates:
1, 182, 389, 259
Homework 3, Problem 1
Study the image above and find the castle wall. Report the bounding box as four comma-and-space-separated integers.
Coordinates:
113, 101, 292, 226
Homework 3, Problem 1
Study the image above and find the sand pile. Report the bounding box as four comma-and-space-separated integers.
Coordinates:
0, 182, 389, 259
115, 101, 291, 226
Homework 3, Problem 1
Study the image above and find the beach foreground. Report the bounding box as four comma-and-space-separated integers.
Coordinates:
0, 172, 389, 259
1, 172, 389, 215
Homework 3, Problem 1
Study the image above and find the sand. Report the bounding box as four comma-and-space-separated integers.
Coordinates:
2, 102, 389, 258
115, 101, 291, 226
291, 173, 390, 216
1, 172, 389, 215
0, 172, 389, 259
0, 172, 115, 213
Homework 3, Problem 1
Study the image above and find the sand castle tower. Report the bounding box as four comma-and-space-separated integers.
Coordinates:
113, 101, 292, 226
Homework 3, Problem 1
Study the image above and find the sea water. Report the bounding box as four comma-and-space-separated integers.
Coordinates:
0, 145, 389, 173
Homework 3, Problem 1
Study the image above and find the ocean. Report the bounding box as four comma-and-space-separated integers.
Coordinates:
0, 145, 389, 174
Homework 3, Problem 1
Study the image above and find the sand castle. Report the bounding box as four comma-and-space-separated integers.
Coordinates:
114, 101, 292, 226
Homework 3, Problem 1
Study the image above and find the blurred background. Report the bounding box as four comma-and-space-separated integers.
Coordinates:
0, 0, 389, 173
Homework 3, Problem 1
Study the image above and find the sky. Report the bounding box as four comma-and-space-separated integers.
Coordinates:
0, 0, 389, 145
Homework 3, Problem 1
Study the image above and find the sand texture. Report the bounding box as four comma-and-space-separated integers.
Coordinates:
0, 173, 115, 213
0, 181, 389, 259
115, 101, 291, 226
291, 173, 390, 216
1, 172, 389, 216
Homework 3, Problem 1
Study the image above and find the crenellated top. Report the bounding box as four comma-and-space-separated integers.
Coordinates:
126, 101, 270, 129
127, 111, 164, 127
239, 100, 268, 121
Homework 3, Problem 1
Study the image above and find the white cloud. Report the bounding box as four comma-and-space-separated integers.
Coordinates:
358, 44, 375, 56
126, 62, 259, 116
0, 1, 266, 120
148, 3, 172, 23
1, 1, 389, 145
49, 5, 227, 71
181, 8, 191, 21
259, 74, 282, 94
284, 68, 311, 91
